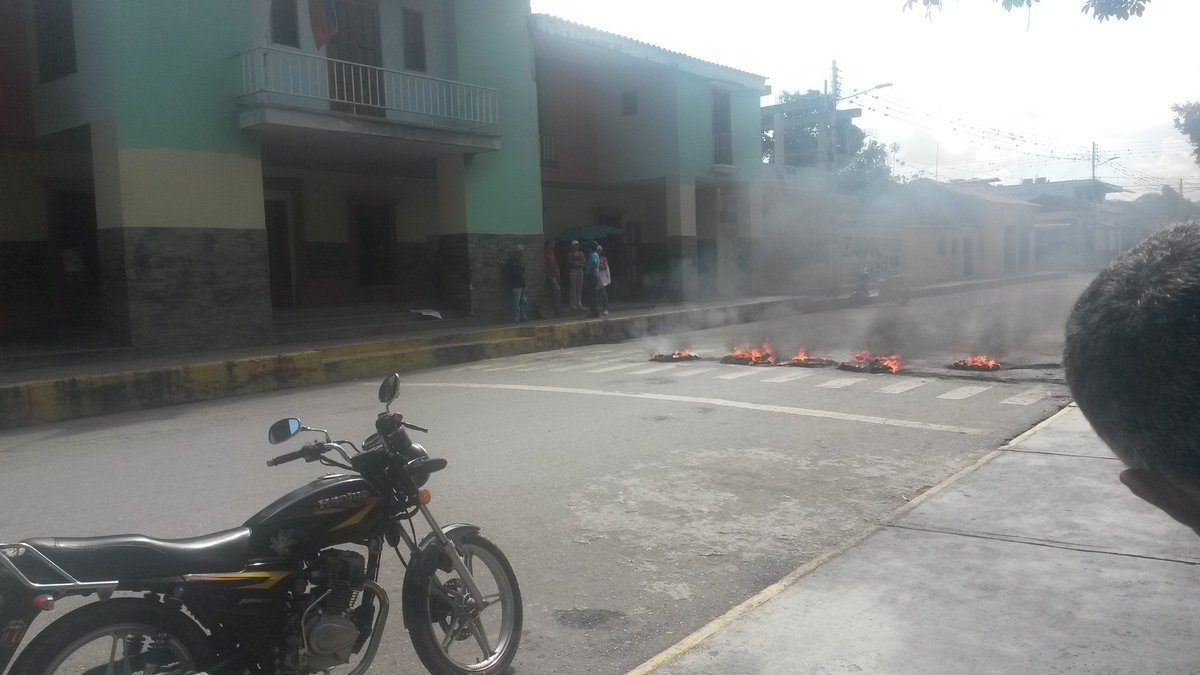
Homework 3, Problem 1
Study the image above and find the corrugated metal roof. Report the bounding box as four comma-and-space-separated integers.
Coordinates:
532, 14, 768, 89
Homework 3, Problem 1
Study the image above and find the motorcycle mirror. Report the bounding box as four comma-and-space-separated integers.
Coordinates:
268, 418, 302, 444
378, 373, 401, 404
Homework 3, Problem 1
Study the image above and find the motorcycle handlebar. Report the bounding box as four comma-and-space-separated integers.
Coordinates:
266, 441, 321, 467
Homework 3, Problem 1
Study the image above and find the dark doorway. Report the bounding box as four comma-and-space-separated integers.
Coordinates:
963, 236, 974, 277
264, 198, 293, 307
354, 204, 394, 287
48, 190, 99, 319
327, 0, 384, 117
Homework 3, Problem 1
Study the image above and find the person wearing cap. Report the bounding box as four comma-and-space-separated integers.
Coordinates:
567, 240, 586, 312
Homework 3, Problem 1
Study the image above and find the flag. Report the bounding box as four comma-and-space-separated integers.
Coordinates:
308, 0, 338, 49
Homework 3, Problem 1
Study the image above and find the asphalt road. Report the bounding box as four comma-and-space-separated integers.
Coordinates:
0, 277, 1087, 674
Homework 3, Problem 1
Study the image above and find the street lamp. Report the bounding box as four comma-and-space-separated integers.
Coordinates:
836, 82, 893, 102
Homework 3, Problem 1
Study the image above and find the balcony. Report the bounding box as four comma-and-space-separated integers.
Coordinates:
237, 47, 500, 154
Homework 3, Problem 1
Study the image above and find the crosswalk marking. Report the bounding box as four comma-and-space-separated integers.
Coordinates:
763, 370, 815, 383
548, 359, 623, 372
817, 377, 865, 389
673, 367, 718, 378
628, 363, 680, 375
1001, 387, 1050, 406
715, 368, 767, 380
587, 362, 642, 373
938, 384, 994, 400
876, 378, 932, 394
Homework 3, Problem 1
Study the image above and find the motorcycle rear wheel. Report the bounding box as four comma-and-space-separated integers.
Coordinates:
408, 533, 523, 675
11, 597, 214, 675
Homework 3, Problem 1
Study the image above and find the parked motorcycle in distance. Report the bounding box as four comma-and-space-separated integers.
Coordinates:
850, 266, 912, 306
0, 373, 522, 674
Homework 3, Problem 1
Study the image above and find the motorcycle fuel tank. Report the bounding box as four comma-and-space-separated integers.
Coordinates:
243, 474, 382, 560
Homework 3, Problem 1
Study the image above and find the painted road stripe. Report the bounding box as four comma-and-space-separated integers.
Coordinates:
817, 377, 866, 389
938, 384, 994, 400
763, 370, 815, 383
587, 362, 643, 373
672, 367, 717, 378
1001, 387, 1050, 406
876, 378, 932, 394
479, 364, 527, 372
628, 363, 681, 375
398, 382, 988, 435
715, 368, 768, 380
548, 359, 623, 372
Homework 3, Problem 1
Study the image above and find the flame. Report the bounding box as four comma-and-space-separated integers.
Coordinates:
953, 355, 1000, 370
848, 350, 872, 366
730, 341, 774, 365
673, 349, 694, 358
874, 354, 901, 374
791, 347, 833, 365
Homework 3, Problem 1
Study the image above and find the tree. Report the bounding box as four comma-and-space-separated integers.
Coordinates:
1173, 103, 1200, 167
903, 0, 1150, 21
837, 139, 895, 193
762, 90, 866, 168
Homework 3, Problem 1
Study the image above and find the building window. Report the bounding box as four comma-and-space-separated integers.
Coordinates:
403, 9, 427, 72
712, 90, 733, 165
35, 0, 77, 83
270, 0, 300, 47
621, 90, 638, 116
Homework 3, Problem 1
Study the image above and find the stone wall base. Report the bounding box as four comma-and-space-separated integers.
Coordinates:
99, 227, 271, 352
434, 233, 547, 318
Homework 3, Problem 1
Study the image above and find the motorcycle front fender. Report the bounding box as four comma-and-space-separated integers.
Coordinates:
400, 524, 481, 630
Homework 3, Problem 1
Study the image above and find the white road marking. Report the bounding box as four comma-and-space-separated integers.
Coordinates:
672, 367, 718, 378
586, 362, 643, 373
876, 378, 932, 394
397, 382, 989, 435
763, 370, 815, 383
628, 363, 681, 375
479, 364, 527, 372
817, 377, 866, 389
715, 368, 769, 380
547, 359, 624, 372
938, 384, 994, 400
1001, 387, 1050, 406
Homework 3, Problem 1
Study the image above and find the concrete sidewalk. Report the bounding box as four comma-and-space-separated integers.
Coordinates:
638, 404, 1200, 675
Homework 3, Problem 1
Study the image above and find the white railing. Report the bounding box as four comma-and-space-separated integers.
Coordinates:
239, 46, 499, 130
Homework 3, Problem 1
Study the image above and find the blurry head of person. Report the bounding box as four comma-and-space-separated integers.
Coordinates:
570, 240, 579, 249
1064, 221, 1200, 534
513, 244, 524, 258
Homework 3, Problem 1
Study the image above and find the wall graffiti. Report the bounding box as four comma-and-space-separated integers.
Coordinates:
840, 235, 901, 274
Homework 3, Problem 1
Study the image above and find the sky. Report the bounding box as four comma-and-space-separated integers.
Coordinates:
528, 0, 1200, 199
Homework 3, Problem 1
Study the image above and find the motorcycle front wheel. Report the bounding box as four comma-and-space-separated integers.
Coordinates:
408, 533, 523, 675
10, 597, 214, 675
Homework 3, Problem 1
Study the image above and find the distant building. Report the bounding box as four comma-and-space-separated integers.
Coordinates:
993, 178, 1127, 270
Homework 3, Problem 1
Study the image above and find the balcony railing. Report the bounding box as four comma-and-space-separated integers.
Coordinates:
239, 46, 499, 132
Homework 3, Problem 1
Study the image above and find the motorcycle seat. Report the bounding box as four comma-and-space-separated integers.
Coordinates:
21, 527, 251, 583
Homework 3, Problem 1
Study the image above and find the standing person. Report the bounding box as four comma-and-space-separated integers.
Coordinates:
567, 240, 586, 311
597, 244, 611, 316
505, 245, 529, 324
544, 240, 562, 318
61, 246, 86, 312
584, 241, 601, 318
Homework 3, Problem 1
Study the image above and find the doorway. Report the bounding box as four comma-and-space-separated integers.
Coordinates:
264, 193, 295, 307
47, 189, 99, 320
353, 203, 394, 287
327, 0, 384, 117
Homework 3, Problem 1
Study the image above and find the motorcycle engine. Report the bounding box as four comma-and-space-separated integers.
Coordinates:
299, 549, 369, 671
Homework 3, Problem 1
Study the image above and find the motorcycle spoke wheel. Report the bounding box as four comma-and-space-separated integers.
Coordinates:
409, 533, 523, 675
11, 599, 213, 675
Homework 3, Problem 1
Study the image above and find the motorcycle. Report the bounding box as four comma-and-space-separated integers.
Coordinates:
849, 267, 912, 306
0, 374, 522, 674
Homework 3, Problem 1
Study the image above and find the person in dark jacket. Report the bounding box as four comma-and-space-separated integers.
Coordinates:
506, 245, 529, 323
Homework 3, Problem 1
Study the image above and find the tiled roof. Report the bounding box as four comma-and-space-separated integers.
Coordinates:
532, 14, 768, 90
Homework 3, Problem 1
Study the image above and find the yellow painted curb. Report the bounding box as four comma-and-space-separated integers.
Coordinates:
626, 403, 1076, 674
